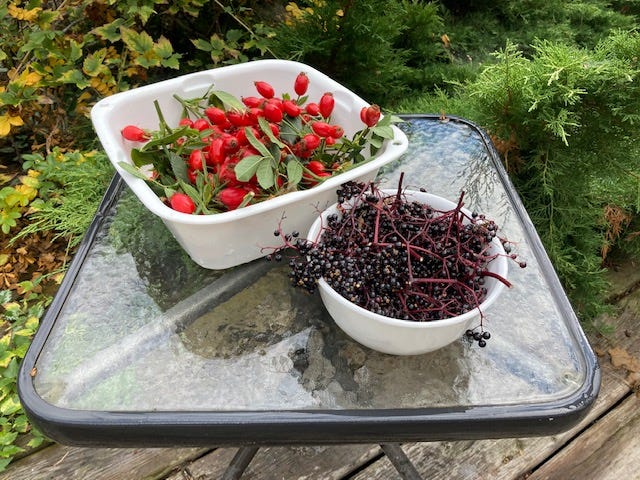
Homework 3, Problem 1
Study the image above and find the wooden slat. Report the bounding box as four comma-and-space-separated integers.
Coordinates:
0, 446, 208, 480
527, 394, 640, 480
164, 444, 382, 480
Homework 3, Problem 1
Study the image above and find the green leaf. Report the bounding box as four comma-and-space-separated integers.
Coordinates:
155, 36, 174, 59
169, 152, 189, 184
191, 38, 213, 52
68, 39, 84, 63
177, 181, 202, 211
209, 90, 244, 111
0, 458, 12, 471
161, 55, 180, 70
141, 127, 192, 151
120, 28, 155, 54
280, 116, 302, 144
256, 159, 275, 189
286, 157, 303, 186
129, 150, 157, 168
26, 436, 45, 449
245, 127, 272, 159
0, 431, 17, 446
58, 69, 89, 89
93, 19, 125, 42
234, 155, 264, 182
370, 124, 394, 139
0, 395, 21, 416
12, 415, 29, 433
368, 133, 384, 150
258, 117, 285, 148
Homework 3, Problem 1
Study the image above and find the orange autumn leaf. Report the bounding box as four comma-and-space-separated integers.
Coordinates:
609, 347, 640, 372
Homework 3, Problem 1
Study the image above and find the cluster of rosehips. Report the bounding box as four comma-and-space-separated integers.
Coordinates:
120, 72, 387, 215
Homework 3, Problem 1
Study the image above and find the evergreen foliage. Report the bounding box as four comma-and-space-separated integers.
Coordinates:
400, 30, 640, 319
270, 0, 446, 104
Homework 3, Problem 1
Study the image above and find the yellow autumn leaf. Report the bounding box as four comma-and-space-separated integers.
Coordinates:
20, 174, 40, 188
0, 114, 24, 137
15, 70, 43, 87
7, 3, 42, 22
52, 272, 65, 285
2, 302, 20, 312
27, 169, 41, 178
6, 68, 42, 88
15, 183, 38, 201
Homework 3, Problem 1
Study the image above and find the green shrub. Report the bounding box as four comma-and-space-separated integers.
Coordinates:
15, 149, 114, 248
270, 0, 447, 104
401, 30, 640, 320
438, 0, 637, 64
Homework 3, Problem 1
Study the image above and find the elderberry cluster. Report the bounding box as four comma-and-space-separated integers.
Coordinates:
465, 328, 492, 348
270, 180, 525, 346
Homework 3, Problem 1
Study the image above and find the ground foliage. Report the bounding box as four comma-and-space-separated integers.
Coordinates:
0, 0, 639, 470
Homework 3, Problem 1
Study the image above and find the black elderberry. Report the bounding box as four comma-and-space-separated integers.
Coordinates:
267, 177, 523, 340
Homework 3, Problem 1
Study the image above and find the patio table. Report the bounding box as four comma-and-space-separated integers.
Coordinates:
18, 115, 600, 478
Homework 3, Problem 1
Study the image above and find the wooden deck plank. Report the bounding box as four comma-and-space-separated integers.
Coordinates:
526, 394, 640, 480
0, 446, 208, 480
164, 445, 382, 480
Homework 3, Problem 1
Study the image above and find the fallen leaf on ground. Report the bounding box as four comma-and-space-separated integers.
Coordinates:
609, 347, 640, 372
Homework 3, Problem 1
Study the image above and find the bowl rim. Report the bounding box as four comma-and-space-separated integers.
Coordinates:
310, 189, 509, 328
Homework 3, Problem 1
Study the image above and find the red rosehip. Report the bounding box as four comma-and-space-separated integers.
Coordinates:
325, 136, 337, 146
283, 100, 302, 117
207, 137, 225, 166
188, 149, 205, 170
294, 72, 309, 96
220, 187, 251, 210
319, 92, 334, 118
178, 117, 194, 128
227, 110, 249, 127
218, 160, 240, 186
269, 123, 280, 137
311, 121, 333, 138
121, 125, 149, 142
267, 97, 283, 109
254, 81, 275, 99
360, 104, 381, 127
330, 125, 344, 139
205, 106, 231, 128
192, 118, 211, 131
306, 160, 326, 175
169, 192, 196, 214
301, 133, 321, 151
246, 107, 264, 125
263, 102, 283, 123
223, 135, 240, 154
305, 102, 320, 116
242, 96, 264, 108
235, 126, 260, 146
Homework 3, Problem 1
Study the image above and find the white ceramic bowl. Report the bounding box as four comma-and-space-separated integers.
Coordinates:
91, 60, 408, 269
308, 190, 509, 355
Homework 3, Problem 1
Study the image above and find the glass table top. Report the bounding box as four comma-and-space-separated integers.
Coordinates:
18, 116, 600, 446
